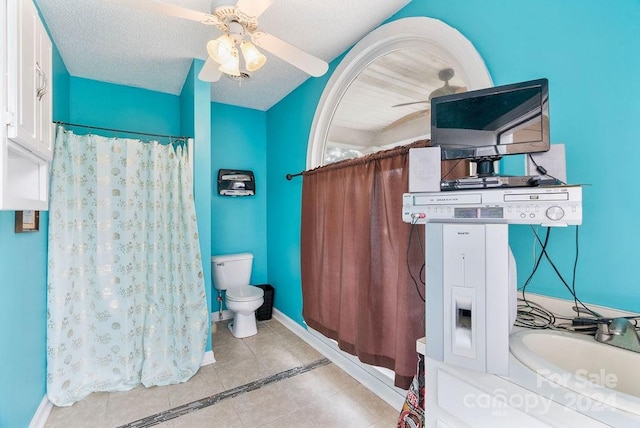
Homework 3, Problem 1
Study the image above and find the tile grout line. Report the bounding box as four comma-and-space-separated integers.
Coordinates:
117, 357, 332, 428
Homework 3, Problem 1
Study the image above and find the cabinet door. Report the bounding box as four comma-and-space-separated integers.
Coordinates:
6, 0, 39, 153
6, 0, 52, 160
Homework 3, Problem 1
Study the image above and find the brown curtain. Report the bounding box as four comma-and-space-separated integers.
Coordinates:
300, 140, 467, 389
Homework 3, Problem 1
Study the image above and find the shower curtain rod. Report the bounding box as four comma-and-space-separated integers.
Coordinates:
285, 171, 304, 180
55, 121, 192, 141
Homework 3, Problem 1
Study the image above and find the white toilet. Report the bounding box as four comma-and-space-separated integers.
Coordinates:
211, 253, 264, 338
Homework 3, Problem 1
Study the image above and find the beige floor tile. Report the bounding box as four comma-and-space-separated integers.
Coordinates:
228, 381, 299, 427
254, 343, 308, 375
45, 392, 110, 428
213, 355, 273, 390
212, 340, 256, 368
262, 389, 378, 428
167, 400, 242, 428
345, 381, 401, 421
283, 338, 325, 365
166, 364, 226, 407
105, 384, 171, 426
277, 367, 345, 409
313, 362, 362, 391
243, 328, 291, 355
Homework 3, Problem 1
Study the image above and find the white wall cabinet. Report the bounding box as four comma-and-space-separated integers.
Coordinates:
1, 0, 53, 211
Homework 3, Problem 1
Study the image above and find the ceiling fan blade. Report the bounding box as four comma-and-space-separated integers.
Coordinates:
111, 0, 221, 25
236, 0, 274, 18
198, 58, 223, 82
392, 101, 430, 108
252, 32, 328, 77
384, 109, 430, 132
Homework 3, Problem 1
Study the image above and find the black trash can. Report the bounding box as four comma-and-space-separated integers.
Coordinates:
255, 284, 275, 321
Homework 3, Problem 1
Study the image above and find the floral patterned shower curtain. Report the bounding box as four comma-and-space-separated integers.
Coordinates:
47, 128, 208, 406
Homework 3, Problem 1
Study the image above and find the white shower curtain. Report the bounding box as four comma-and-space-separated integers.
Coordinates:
47, 128, 208, 406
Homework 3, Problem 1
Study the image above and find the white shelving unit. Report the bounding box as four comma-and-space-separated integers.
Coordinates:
1, 0, 53, 211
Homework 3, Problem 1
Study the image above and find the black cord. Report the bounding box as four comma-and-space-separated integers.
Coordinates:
518, 227, 550, 311
515, 298, 556, 329
407, 219, 425, 302
527, 154, 566, 185
571, 226, 580, 316
516, 225, 640, 331
529, 226, 595, 315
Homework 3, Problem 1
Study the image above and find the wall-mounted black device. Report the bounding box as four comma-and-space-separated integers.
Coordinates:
217, 169, 255, 196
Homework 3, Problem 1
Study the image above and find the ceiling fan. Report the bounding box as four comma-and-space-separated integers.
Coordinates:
120, 0, 329, 82
392, 68, 466, 108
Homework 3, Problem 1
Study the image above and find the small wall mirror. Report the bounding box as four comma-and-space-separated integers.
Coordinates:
308, 17, 494, 168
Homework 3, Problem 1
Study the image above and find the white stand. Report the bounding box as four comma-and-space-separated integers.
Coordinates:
403, 186, 584, 426
426, 222, 515, 376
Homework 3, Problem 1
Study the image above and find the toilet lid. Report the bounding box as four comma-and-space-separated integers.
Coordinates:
226, 286, 264, 302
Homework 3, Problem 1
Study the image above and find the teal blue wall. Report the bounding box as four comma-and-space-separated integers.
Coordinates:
211, 103, 268, 287
266, 76, 333, 325
52, 44, 69, 122
69, 77, 181, 136
266, 0, 640, 326
180, 59, 213, 352
0, 214, 49, 427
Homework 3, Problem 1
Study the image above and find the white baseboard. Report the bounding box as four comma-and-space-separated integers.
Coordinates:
29, 395, 53, 428
201, 350, 216, 366
272, 308, 406, 410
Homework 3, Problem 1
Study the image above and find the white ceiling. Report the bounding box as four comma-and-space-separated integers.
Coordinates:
34, 0, 411, 111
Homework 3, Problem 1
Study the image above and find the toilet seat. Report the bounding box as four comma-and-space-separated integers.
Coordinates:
226, 286, 264, 302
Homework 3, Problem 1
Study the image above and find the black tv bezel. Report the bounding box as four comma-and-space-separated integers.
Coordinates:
430, 78, 550, 165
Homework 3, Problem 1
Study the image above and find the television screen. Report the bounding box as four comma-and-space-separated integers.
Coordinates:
430, 78, 549, 176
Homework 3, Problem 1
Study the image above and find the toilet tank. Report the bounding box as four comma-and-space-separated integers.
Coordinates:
211, 253, 253, 291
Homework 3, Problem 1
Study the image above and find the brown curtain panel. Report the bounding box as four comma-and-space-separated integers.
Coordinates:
301, 140, 467, 389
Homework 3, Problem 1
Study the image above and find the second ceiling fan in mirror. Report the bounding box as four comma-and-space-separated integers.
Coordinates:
392, 68, 466, 108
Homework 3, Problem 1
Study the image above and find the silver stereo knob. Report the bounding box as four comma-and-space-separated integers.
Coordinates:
546, 206, 565, 221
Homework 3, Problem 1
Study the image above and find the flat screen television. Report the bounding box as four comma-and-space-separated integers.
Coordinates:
430, 78, 549, 177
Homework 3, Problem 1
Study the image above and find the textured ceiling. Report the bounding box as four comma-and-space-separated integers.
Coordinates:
35, 0, 411, 111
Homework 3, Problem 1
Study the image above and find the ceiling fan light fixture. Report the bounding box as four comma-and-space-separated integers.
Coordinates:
207, 34, 235, 64
240, 41, 266, 72
218, 50, 241, 76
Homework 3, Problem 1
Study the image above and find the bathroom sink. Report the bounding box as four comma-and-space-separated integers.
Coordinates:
510, 329, 640, 415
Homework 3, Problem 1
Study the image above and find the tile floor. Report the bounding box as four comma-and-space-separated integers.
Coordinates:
44, 318, 401, 427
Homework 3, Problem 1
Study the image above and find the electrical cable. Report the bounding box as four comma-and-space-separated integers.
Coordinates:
527, 154, 566, 185
515, 297, 556, 329
516, 221, 640, 333
518, 227, 550, 316
529, 226, 595, 315
517, 226, 591, 330
407, 217, 425, 302
571, 226, 580, 316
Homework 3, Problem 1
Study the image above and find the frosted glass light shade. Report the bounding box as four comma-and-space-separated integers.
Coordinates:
240, 41, 266, 72
207, 34, 235, 64
218, 50, 241, 76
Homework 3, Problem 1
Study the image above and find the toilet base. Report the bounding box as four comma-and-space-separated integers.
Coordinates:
228, 312, 258, 338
